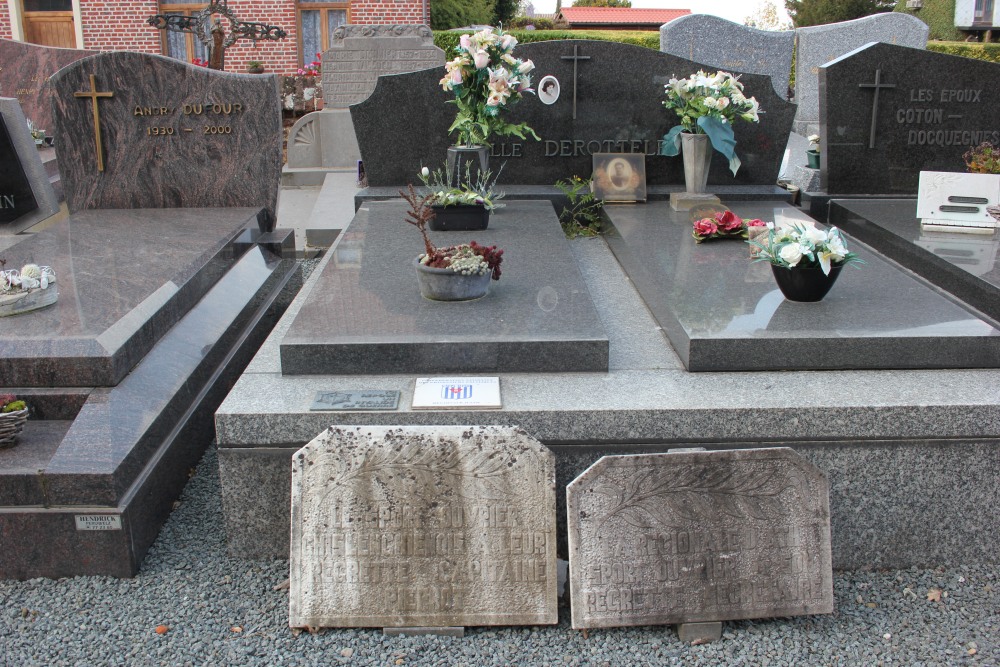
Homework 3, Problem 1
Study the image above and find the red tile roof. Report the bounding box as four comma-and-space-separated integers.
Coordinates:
558, 7, 691, 26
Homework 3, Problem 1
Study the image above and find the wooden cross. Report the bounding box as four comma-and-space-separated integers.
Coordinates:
858, 69, 895, 149
560, 44, 591, 120
74, 74, 114, 172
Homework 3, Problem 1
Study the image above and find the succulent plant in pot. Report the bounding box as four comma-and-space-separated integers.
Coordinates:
400, 185, 504, 302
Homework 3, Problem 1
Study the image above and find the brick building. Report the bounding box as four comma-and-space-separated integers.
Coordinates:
0, 0, 428, 74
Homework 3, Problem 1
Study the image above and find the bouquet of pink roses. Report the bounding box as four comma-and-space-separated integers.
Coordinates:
439, 26, 539, 147
692, 211, 765, 243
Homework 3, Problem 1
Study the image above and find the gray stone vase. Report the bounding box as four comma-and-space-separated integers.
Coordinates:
414, 258, 492, 301
681, 133, 712, 194
446, 145, 490, 187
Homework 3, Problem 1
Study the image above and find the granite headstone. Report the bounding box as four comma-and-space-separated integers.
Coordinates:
0, 97, 60, 234
0, 38, 97, 134
351, 40, 796, 187
567, 448, 833, 629
287, 25, 444, 172
322, 24, 444, 108
820, 42, 1000, 195
794, 12, 928, 135
659, 15, 794, 99
289, 425, 558, 629
49, 52, 282, 228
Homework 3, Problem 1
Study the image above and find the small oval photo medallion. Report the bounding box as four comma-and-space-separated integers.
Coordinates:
538, 75, 560, 105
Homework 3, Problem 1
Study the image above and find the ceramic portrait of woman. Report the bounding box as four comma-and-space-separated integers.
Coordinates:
538, 76, 560, 105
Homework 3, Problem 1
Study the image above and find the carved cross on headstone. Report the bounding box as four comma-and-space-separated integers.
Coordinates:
147, 0, 287, 71
560, 44, 591, 120
858, 69, 896, 149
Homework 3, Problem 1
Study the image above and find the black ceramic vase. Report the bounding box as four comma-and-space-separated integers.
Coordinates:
771, 263, 843, 302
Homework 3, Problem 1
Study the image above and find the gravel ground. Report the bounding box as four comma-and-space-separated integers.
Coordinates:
2, 444, 997, 667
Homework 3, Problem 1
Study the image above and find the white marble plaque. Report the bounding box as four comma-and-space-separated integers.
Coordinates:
290, 425, 557, 628
568, 448, 833, 629
917, 171, 1000, 232
411, 377, 501, 410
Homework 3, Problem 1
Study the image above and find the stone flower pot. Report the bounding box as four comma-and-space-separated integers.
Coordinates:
414, 258, 491, 301
681, 133, 712, 194
806, 149, 821, 169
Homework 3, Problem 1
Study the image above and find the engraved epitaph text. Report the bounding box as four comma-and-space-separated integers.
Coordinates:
568, 448, 833, 629
290, 425, 557, 628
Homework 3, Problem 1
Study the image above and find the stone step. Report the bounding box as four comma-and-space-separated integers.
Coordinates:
0, 244, 298, 579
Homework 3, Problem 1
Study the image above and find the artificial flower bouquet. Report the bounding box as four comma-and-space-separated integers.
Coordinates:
440, 26, 539, 147
692, 210, 766, 243
660, 70, 761, 175
748, 223, 863, 275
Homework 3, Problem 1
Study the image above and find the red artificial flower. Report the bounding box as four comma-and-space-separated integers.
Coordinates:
715, 210, 744, 232
693, 218, 719, 237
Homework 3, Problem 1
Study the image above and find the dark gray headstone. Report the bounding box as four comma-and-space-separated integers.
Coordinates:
322, 25, 444, 108
49, 52, 282, 228
821, 42, 1000, 195
0, 97, 59, 233
352, 40, 795, 187
568, 448, 833, 629
659, 15, 794, 99
0, 38, 97, 133
794, 13, 928, 135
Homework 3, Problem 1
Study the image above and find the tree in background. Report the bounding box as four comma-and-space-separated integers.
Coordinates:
745, 0, 793, 30
493, 0, 520, 26
570, 0, 633, 7
785, 0, 895, 27
431, 0, 494, 30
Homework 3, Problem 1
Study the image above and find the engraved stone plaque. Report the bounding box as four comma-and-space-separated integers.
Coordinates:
322, 25, 444, 108
567, 448, 833, 629
290, 425, 557, 628
310, 390, 400, 411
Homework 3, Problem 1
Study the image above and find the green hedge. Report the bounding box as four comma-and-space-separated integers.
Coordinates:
433, 29, 660, 55
894, 0, 963, 41
927, 41, 1000, 63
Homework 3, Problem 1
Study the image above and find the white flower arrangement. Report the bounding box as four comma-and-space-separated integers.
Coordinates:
1, 263, 56, 292
439, 26, 539, 147
748, 223, 863, 275
660, 70, 761, 175
808, 134, 821, 152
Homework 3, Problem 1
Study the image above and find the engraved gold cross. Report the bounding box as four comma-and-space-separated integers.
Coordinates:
74, 74, 114, 172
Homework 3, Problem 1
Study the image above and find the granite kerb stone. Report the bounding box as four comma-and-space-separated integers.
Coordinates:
278, 200, 610, 375
0, 207, 264, 387
10, 245, 293, 508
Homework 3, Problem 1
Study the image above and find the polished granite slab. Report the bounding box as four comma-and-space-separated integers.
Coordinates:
603, 201, 1000, 371
0, 245, 296, 578
829, 199, 1000, 323
279, 200, 609, 375
0, 207, 266, 386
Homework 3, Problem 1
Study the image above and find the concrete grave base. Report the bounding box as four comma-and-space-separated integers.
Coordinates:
216, 197, 1000, 572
